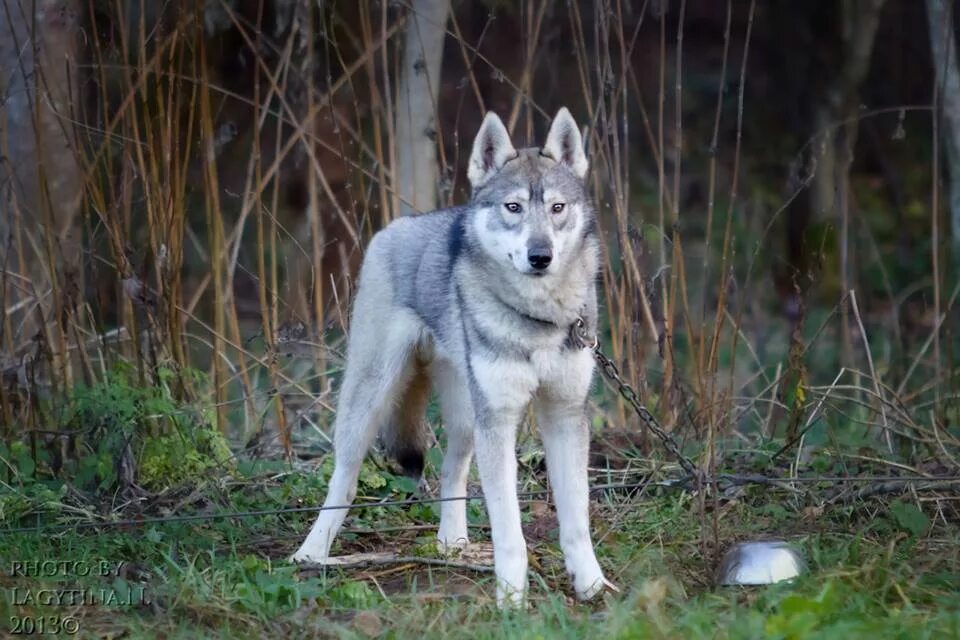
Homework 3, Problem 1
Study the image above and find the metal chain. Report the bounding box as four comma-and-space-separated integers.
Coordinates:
571, 318, 705, 482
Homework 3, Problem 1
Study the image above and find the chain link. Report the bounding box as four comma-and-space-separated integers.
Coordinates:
571, 319, 705, 482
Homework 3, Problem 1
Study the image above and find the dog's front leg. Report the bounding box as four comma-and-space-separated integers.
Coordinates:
536, 402, 610, 600
469, 353, 537, 607
474, 421, 527, 607
535, 348, 612, 600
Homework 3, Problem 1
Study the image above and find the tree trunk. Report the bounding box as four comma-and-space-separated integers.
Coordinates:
395, 0, 450, 216
926, 0, 960, 248
810, 0, 887, 223
0, 0, 84, 349
803, 0, 886, 374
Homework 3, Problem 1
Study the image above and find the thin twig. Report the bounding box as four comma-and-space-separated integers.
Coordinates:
297, 553, 494, 574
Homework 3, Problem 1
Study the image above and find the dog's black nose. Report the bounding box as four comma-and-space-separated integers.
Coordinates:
527, 246, 553, 270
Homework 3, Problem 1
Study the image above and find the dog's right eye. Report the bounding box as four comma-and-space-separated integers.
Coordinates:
504, 202, 522, 213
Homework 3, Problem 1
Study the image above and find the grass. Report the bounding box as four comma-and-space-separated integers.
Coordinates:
2, 448, 959, 639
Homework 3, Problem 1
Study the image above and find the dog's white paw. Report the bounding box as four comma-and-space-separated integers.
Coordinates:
436, 531, 469, 555
289, 544, 328, 564
574, 572, 619, 601
567, 552, 618, 601
496, 584, 527, 609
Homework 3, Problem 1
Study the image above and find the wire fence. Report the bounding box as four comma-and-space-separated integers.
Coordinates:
6, 473, 959, 536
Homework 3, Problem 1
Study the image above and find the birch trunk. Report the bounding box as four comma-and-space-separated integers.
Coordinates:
395, 0, 450, 216
0, 0, 83, 348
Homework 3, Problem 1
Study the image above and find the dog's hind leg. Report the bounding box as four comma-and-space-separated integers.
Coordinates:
291, 312, 423, 563
433, 360, 474, 550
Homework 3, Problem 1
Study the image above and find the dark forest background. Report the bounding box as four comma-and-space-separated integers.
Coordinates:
1, 0, 958, 503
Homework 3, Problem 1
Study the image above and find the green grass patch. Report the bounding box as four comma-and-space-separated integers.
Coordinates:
2, 462, 958, 638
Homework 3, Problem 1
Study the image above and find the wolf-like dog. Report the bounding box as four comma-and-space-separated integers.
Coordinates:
291, 107, 613, 606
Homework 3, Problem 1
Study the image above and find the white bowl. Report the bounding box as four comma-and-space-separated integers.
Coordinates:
716, 540, 806, 586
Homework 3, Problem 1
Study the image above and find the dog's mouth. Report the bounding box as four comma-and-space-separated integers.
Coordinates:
510, 255, 550, 277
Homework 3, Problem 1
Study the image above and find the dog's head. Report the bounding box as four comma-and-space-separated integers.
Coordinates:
467, 108, 595, 278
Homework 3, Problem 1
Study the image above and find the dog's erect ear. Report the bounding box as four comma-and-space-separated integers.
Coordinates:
468, 112, 516, 189
542, 107, 588, 179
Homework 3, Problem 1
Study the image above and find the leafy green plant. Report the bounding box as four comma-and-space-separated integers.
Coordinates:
1, 365, 231, 506
228, 555, 325, 618
137, 426, 231, 491
888, 501, 931, 538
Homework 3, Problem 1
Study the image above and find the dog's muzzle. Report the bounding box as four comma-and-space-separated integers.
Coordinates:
527, 244, 552, 272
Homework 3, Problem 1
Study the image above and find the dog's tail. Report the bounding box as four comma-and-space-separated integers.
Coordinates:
380, 360, 431, 478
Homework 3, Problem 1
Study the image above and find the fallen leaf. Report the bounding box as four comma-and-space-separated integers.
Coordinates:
353, 611, 383, 637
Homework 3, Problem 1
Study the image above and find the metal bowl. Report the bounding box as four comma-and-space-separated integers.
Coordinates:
716, 540, 806, 586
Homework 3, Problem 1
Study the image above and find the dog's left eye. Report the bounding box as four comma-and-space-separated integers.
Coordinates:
551, 203, 565, 214
504, 202, 522, 213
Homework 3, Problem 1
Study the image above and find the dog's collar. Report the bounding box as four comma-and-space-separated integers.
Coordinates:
491, 292, 560, 329
515, 308, 559, 328
496, 295, 598, 351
